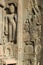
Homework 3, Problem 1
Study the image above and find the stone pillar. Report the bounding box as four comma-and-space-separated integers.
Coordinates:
0, 7, 3, 44
17, 0, 24, 65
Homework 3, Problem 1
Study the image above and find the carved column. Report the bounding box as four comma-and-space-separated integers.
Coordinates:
17, 0, 24, 65
0, 7, 3, 44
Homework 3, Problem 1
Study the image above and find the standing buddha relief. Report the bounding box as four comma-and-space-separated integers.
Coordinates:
3, 3, 18, 44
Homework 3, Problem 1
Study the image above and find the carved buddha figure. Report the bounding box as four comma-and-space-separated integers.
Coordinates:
8, 3, 17, 43
4, 3, 17, 43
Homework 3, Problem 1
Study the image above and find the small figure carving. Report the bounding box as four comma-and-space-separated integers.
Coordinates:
24, 19, 30, 32
23, 19, 30, 45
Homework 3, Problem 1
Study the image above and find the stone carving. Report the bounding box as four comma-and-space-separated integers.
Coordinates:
35, 44, 41, 55
23, 0, 41, 65
4, 3, 17, 43
23, 19, 30, 45
5, 42, 14, 57
24, 19, 30, 32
